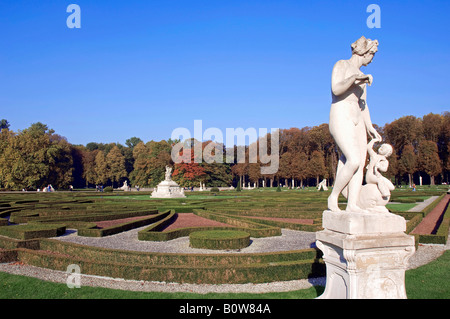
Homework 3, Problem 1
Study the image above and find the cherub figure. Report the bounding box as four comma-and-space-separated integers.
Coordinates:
365, 139, 395, 199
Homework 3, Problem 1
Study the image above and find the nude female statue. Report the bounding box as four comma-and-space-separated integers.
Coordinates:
327, 36, 382, 212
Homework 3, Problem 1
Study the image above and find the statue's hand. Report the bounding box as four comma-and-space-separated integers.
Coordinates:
355, 74, 373, 86
370, 128, 382, 142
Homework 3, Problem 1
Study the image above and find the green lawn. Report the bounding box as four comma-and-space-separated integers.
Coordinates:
405, 250, 450, 299
0, 271, 323, 299
1, 250, 449, 299
385, 203, 417, 211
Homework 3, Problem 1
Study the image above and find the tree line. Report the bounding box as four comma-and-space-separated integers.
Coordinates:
0, 112, 448, 191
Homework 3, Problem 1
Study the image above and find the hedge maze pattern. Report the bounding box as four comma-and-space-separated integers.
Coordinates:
0, 188, 448, 284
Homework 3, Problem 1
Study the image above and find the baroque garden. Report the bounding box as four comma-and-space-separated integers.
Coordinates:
0, 184, 449, 298
0, 111, 450, 299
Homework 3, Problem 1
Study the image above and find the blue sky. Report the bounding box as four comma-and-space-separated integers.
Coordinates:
0, 0, 449, 146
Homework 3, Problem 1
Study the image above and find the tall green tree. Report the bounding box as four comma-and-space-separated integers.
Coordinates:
0, 122, 73, 189
0, 119, 10, 130
125, 137, 143, 150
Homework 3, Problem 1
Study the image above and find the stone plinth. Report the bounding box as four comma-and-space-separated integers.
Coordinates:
316, 210, 415, 299
151, 180, 186, 198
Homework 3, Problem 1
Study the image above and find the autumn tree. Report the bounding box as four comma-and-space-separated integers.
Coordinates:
384, 115, 423, 154
438, 112, 450, 182
80, 148, 98, 187
398, 144, 417, 187
422, 113, 443, 143
107, 145, 127, 188
418, 140, 442, 185
130, 140, 172, 187
231, 162, 248, 188
130, 142, 151, 186
94, 150, 109, 185
172, 147, 206, 187
307, 150, 327, 186
201, 141, 233, 187
293, 152, 309, 187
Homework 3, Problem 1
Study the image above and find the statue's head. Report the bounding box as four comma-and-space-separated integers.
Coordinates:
378, 143, 393, 157
351, 36, 379, 66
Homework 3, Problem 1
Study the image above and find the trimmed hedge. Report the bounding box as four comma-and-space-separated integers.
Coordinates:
78, 211, 171, 237
137, 210, 177, 241
39, 238, 321, 266
416, 196, 450, 245
194, 210, 281, 238
11, 209, 159, 224
0, 224, 66, 240
189, 230, 251, 250
0, 249, 18, 263
15, 247, 324, 284
16, 238, 325, 284
0, 236, 40, 250
156, 205, 205, 213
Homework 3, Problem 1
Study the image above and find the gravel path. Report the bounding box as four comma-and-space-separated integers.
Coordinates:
408, 196, 439, 212
55, 227, 317, 254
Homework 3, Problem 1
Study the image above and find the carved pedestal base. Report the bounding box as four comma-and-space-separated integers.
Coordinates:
151, 180, 186, 198
316, 210, 415, 299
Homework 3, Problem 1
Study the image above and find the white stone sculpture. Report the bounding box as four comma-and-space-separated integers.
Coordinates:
151, 166, 186, 198
358, 139, 395, 212
317, 179, 328, 191
119, 180, 130, 191
327, 36, 382, 213
316, 36, 415, 299
165, 166, 173, 181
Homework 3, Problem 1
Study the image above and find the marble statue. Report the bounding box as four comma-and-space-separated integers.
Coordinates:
165, 166, 173, 181
358, 139, 395, 212
119, 180, 130, 191
327, 36, 382, 213
151, 165, 186, 198
316, 36, 415, 299
317, 179, 328, 191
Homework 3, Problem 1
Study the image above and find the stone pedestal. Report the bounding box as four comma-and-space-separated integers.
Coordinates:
316, 210, 415, 299
151, 180, 186, 198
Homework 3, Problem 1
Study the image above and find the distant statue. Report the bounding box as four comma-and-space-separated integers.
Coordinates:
327, 36, 382, 213
317, 179, 328, 191
151, 165, 186, 198
120, 180, 130, 191
165, 166, 173, 181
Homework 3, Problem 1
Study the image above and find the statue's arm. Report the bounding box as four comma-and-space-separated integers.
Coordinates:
367, 139, 377, 157
361, 87, 382, 142
331, 61, 371, 96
